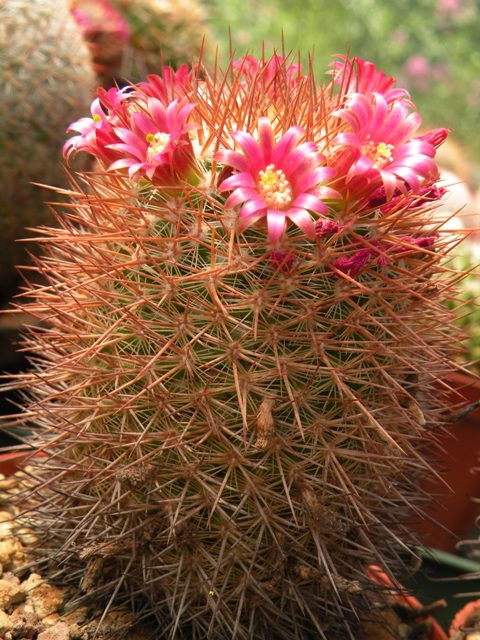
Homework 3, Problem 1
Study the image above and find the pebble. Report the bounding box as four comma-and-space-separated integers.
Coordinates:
0, 511, 14, 539
24, 578, 64, 618
0, 576, 25, 610
9, 605, 39, 639
60, 607, 89, 626
43, 612, 61, 626
0, 609, 13, 634
37, 620, 71, 640
0, 537, 22, 566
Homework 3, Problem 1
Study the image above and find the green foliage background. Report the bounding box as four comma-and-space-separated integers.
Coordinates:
206, 0, 480, 168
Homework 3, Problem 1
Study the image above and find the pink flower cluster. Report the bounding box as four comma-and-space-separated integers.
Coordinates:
70, 0, 130, 43
63, 54, 448, 266
63, 75, 197, 184
333, 235, 437, 277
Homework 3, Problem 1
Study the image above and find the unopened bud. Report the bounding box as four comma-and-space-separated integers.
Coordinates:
416, 127, 449, 148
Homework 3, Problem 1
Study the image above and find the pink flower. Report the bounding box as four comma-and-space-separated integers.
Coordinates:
404, 56, 433, 91
70, 0, 130, 42
216, 117, 339, 243
332, 92, 439, 200
269, 251, 296, 271
394, 235, 437, 253
333, 249, 373, 277
63, 88, 130, 164
404, 55, 431, 79
415, 128, 449, 149
70, 0, 130, 84
138, 65, 193, 104
437, 0, 463, 17
63, 85, 198, 184
330, 55, 410, 104
315, 218, 342, 238
106, 98, 197, 182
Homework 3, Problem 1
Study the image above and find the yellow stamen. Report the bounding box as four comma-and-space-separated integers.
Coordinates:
258, 164, 292, 210
92, 114, 101, 123
361, 135, 394, 169
146, 132, 171, 160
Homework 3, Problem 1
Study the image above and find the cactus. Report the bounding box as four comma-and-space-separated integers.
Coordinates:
9, 54, 469, 639
70, 0, 212, 86
69, 0, 130, 85
448, 241, 480, 373
0, 0, 95, 303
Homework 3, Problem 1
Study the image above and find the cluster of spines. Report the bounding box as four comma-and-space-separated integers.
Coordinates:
6, 54, 470, 639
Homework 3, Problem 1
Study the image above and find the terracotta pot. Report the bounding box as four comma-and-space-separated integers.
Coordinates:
412, 372, 480, 552
367, 565, 448, 640
449, 598, 480, 639
0, 450, 37, 476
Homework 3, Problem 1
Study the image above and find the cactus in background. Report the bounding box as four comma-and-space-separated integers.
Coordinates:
9, 54, 469, 638
71, 0, 212, 86
69, 0, 130, 85
0, 0, 95, 304
448, 241, 480, 373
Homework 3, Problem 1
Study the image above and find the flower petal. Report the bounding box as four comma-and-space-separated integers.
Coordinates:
238, 207, 267, 232
287, 207, 315, 238
292, 192, 328, 215
379, 169, 398, 200
237, 197, 267, 219
233, 131, 264, 173
219, 172, 256, 191
215, 149, 250, 173
258, 117, 275, 164
295, 167, 332, 193
266, 210, 287, 243
271, 126, 303, 165
225, 188, 260, 208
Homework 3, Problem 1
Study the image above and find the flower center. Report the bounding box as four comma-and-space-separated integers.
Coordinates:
361, 136, 394, 169
258, 164, 293, 210
146, 132, 171, 161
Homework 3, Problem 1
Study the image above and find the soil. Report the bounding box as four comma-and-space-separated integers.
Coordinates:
0, 470, 156, 640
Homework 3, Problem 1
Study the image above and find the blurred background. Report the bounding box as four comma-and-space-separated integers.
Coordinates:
207, 0, 480, 182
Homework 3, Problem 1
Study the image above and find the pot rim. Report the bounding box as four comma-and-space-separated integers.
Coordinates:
367, 565, 448, 640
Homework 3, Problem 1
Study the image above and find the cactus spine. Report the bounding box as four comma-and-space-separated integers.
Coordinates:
9, 54, 468, 639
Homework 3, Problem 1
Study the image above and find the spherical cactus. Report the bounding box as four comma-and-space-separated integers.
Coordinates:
113, 0, 212, 78
69, 0, 131, 85
0, 0, 95, 303
70, 0, 212, 86
10, 54, 468, 638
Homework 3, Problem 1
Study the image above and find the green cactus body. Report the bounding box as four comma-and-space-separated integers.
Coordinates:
0, 0, 95, 302
10, 55, 468, 638
448, 244, 480, 372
